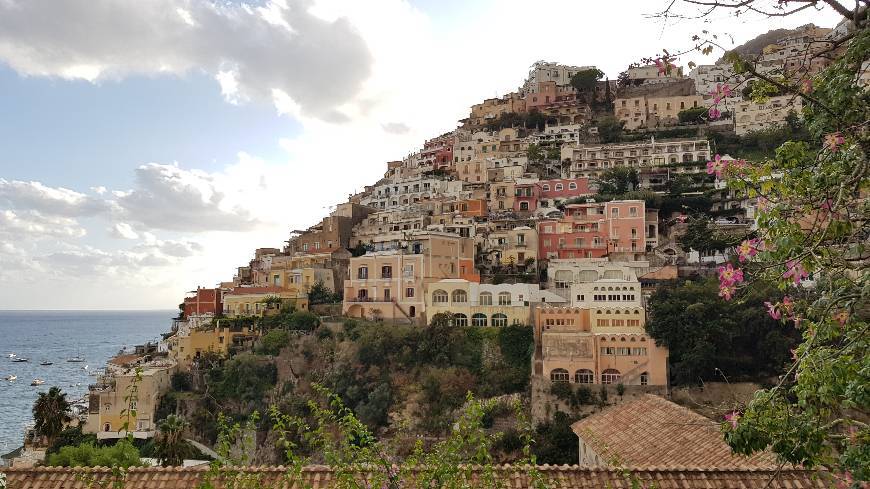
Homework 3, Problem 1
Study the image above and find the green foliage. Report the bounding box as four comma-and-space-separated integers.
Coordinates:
646, 278, 800, 385
46, 440, 142, 468
207, 353, 277, 403
308, 280, 341, 305
532, 411, 579, 465
570, 68, 605, 93
677, 105, 708, 123
594, 167, 639, 194
526, 143, 544, 162
616, 383, 625, 396
549, 382, 572, 402
46, 425, 97, 455
498, 324, 534, 366
170, 372, 192, 392
484, 109, 552, 132
155, 391, 178, 423
574, 386, 594, 406
259, 309, 320, 331
595, 116, 624, 143
258, 329, 290, 356
678, 216, 735, 254
155, 414, 191, 467
32, 386, 72, 446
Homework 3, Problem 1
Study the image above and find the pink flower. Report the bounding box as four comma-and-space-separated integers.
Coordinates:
782, 260, 808, 286
765, 301, 781, 320
833, 310, 849, 326
719, 284, 736, 301
709, 83, 732, 104
706, 154, 728, 178
677, 214, 688, 223
782, 296, 794, 314
756, 197, 770, 211
824, 132, 845, 152
801, 79, 813, 94
724, 411, 740, 429
654, 57, 671, 75
718, 263, 744, 286
821, 199, 834, 211
708, 106, 721, 120
736, 239, 759, 263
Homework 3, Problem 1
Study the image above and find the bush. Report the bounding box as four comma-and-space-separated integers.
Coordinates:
550, 382, 573, 402
46, 440, 142, 468
170, 372, 192, 392
316, 327, 333, 341
498, 325, 533, 366
575, 386, 595, 405
47, 426, 96, 455
258, 329, 290, 356
287, 310, 320, 331
616, 383, 625, 396
208, 353, 277, 403
677, 106, 708, 123
532, 412, 579, 465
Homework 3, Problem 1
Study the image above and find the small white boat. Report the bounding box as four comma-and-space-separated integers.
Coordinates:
40, 361, 53, 366
31, 379, 45, 386
12, 357, 28, 363
4, 375, 16, 381
82, 365, 89, 371
8, 353, 16, 358
67, 355, 85, 363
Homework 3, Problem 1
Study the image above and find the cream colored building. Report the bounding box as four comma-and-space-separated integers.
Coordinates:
166, 325, 256, 371
484, 225, 538, 267
734, 95, 804, 135
614, 93, 703, 130
562, 138, 710, 180
425, 279, 567, 327
223, 286, 308, 317
85, 357, 176, 439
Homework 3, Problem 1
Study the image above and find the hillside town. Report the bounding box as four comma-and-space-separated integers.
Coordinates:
2, 15, 867, 489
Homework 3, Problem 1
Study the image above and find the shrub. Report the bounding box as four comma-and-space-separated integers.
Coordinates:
47, 426, 96, 455
533, 412, 579, 465
258, 329, 290, 356
550, 382, 573, 402
208, 353, 277, 403
288, 310, 320, 331
497, 325, 533, 366
616, 383, 625, 396
46, 440, 142, 468
575, 386, 595, 405
170, 372, 193, 392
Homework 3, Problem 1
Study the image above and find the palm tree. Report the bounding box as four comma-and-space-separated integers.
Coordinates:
32, 386, 72, 447
155, 414, 189, 466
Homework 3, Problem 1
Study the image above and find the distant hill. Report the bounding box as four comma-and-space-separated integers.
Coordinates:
718, 26, 808, 62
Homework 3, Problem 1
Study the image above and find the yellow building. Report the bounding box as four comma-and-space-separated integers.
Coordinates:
222, 286, 308, 317
424, 279, 567, 327
85, 356, 176, 439
167, 325, 256, 371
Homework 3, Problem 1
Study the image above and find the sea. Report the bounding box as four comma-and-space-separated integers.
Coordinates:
0, 310, 171, 455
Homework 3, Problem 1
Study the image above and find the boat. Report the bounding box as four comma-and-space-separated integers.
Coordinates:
7, 353, 15, 358
4, 375, 16, 381
66, 355, 85, 363
12, 357, 28, 363
30, 379, 45, 386
40, 361, 53, 366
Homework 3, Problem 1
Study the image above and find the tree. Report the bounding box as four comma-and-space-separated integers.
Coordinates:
32, 386, 72, 447
532, 411, 579, 465
677, 217, 733, 257
570, 68, 605, 105
258, 329, 290, 356
595, 116, 623, 143
646, 278, 799, 385
677, 106, 708, 124
526, 143, 544, 162
656, 2, 869, 480
307, 280, 339, 305
594, 167, 639, 194
155, 414, 190, 467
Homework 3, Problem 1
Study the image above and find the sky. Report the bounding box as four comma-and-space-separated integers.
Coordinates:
0, 0, 843, 310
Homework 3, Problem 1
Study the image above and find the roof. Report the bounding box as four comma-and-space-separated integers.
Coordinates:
0, 465, 832, 489
571, 395, 778, 469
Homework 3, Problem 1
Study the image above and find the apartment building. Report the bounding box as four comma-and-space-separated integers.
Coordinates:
521, 61, 596, 94
614, 79, 702, 130
734, 94, 804, 135
513, 178, 592, 214
482, 225, 538, 267
223, 286, 308, 317
342, 231, 478, 324
465, 92, 526, 127
420, 132, 455, 170
285, 203, 373, 254
537, 200, 657, 261
546, 258, 649, 301
424, 280, 567, 326
562, 138, 711, 180
182, 287, 222, 317
166, 324, 257, 371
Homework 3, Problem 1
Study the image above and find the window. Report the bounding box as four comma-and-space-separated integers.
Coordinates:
519, 201, 529, 211
640, 372, 649, 385
555, 183, 563, 191
600, 346, 615, 355
550, 368, 569, 382
357, 289, 368, 300
381, 265, 392, 279
601, 369, 621, 384
452, 289, 468, 303
611, 208, 619, 218
479, 292, 493, 305
432, 289, 448, 303
454, 313, 468, 327
631, 347, 648, 356
542, 184, 550, 191
384, 289, 391, 301
616, 347, 631, 355
575, 369, 594, 384
498, 292, 511, 305
472, 313, 487, 327
358, 266, 368, 279
403, 264, 414, 278
568, 182, 577, 190
405, 287, 414, 298
492, 313, 508, 327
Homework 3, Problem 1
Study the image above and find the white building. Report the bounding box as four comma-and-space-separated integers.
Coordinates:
522, 61, 597, 94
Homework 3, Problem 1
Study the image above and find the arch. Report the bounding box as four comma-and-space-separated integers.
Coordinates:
432, 289, 448, 303
452, 289, 468, 303
492, 313, 508, 327
472, 313, 488, 327
550, 368, 570, 383
453, 313, 468, 327
640, 372, 649, 386
579, 270, 599, 282
575, 369, 594, 384
346, 304, 365, 319
601, 369, 621, 384
479, 292, 493, 305
104, 423, 111, 432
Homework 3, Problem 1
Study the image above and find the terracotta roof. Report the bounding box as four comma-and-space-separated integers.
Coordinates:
108, 353, 142, 366
0, 465, 831, 489
571, 395, 778, 469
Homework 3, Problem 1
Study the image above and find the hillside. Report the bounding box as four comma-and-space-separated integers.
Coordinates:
718, 25, 810, 61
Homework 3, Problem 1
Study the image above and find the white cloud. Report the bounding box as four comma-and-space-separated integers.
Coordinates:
110, 222, 139, 240
0, 178, 108, 217
0, 210, 87, 239
0, 0, 373, 120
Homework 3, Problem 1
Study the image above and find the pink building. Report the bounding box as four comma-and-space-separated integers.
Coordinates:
421, 134, 455, 170
537, 200, 657, 260
514, 178, 592, 214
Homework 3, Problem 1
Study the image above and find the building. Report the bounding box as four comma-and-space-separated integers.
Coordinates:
465, 92, 526, 127
285, 203, 373, 254
481, 225, 538, 268
534, 305, 668, 386
689, 63, 739, 104
571, 394, 778, 468
562, 138, 711, 180
614, 79, 702, 130
222, 286, 308, 317
420, 132, 455, 170
342, 231, 477, 324
424, 280, 567, 326
537, 200, 657, 261
625, 65, 683, 85
84, 356, 176, 439
182, 287, 222, 318
734, 94, 804, 135
521, 61, 597, 94
166, 324, 256, 371
546, 258, 647, 305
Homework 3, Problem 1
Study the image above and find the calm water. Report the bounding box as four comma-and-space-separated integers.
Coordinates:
0, 310, 171, 454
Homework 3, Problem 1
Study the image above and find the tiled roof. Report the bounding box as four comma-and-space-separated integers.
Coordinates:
0, 465, 832, 489
571, 394, 778, 469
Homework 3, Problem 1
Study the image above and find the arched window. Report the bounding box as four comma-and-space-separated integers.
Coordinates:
568, 182, 577, 190
472, 313, 487, 327
492, 313, 508, 327
550, 368, 569, 382
601, 369, 621, 384
479, 292, 493, 305
640, 372, 649, 386
432, 289, 448, 303
452, 289, 467, 303
555, 183, 564, 191
575, 369, 594, 384
498, 292, 512, 305
104, 423, 111, 432
453, 313, 468, 327
542, 184, 550, 191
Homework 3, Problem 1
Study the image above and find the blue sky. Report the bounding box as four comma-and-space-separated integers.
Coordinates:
0, 0, 842, 309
